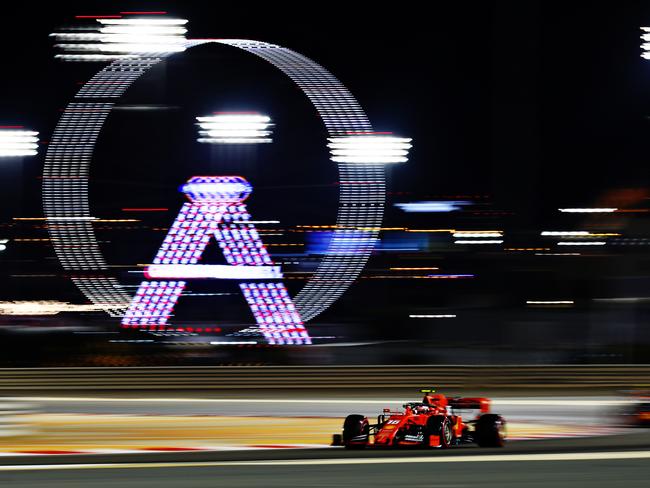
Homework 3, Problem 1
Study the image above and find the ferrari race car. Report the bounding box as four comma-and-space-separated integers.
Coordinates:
620, 391, 650, 426
337, 389, 506, 449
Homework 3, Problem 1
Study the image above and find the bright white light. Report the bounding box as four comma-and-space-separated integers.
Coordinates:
51, 17, 188, 61
454, 240, 504, 244
453, 232, 502, 238
54, 54, 140, 61
526, 300, 574, 305
0, 130, 38, 157
0, 239, 7, 252
98, 19, 189, 26
145, 264, 283, 280
558, 208, 617, 213
0, 301, 106, 316
409, 314, 456, 318
196, 113, 273, 144
328, 135, 412, 163
557, 241, 606, 246
541, 231, 591, 236
395, 201, 469, 213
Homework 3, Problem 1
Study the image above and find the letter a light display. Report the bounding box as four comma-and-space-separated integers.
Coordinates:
122, 176, 311, 345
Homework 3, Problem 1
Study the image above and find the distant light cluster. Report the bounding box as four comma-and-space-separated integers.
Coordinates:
51, 17, 188, 61
0, 129, 39, 157
196, 114, 273, 144
328, 135, 412, 163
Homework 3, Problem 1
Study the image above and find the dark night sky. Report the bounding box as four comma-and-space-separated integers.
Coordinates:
2, 1, 650, 228
2, 2, 650, 360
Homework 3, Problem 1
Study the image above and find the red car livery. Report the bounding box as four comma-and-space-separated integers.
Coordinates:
339, 390, 506, 449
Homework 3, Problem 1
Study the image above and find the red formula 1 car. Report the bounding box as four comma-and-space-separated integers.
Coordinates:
337, 389, 506, 449
620, 391, 650, 427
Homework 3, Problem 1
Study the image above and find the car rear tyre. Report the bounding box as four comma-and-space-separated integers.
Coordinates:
425, 415, 453, 448
475, 414, 506, 447
343, 414, 369, 449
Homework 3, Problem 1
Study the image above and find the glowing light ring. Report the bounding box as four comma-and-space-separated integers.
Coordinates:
43, 40, 387, 322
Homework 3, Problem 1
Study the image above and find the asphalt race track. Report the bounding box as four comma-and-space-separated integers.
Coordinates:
0, 393, 643, 487
0, 432, 649, 487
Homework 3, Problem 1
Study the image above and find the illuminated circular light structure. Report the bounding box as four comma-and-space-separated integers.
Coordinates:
43, 16, 412, 330
0, 129, 39, 157
196, 113, 273, 144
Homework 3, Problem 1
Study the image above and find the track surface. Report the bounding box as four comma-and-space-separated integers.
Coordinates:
0, 394, 642, 487
0, 432, 649, 487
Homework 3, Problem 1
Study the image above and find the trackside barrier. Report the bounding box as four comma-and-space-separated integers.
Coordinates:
0, 365, 647, 390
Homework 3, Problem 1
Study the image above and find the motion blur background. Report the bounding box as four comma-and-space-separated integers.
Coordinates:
2, 0, 650, 366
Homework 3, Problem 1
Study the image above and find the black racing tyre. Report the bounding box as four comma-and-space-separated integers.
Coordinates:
475, 414, 507, 447
343, 414, 369, 449
425, 415, 453, 448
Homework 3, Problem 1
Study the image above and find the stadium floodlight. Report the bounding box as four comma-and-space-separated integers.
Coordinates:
51, 17, 188, 61
0, 129, 38, 157
328, 135, 412, 163
196, 113, 273, 144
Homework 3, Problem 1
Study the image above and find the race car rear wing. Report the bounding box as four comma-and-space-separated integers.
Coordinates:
448, 397, 491, 413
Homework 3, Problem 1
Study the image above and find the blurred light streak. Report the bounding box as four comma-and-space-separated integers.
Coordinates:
409, 314, 456, 318
454, 240, 503, 244
593, 297, 650, 303
453, 232, 502, 238
0, 239, 7, 252
542, 231, 620, 237
0, 129, 39, 157
328, 135, 412, 163
558, 208, 617, 213
196, 113, 273, 144
526, 300, 574, 306
0, 301, 107, 315
557, 241, 606, 246
396, 201, 468, 212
